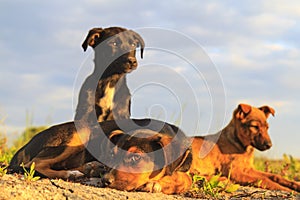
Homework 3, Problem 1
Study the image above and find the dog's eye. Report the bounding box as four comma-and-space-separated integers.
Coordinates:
131, 43, 136, 47
131, 154, 141, 162
110, 41, 119, 46
110, 150, 115, 158
125, 154, 141, 165
250, 125, 259, 130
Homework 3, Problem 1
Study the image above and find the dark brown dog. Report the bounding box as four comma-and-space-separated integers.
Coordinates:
75, 27, 145, 123
189, 104, 300, 192
103, 129, 192, 194
8, 119, 188, 181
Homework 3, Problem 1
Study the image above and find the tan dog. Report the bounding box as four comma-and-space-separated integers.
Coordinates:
189, 103, 300, 192
103, 129, 193, 194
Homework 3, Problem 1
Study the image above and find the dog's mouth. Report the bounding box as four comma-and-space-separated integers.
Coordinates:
252, 136, 272, 151
125, 65, 137, 72
256, 144, 272, 151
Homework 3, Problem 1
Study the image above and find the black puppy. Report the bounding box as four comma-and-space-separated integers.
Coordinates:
8, 119, 190, 180
75, 27, 145, 123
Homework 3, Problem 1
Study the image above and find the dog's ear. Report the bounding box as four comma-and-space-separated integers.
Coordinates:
153, 134, 192, 176
259, 105, 275, 118
129, 30, 145, 59
166, 149, 192, 175
109, 129, 124, 145
82, 28, 103, 51
235, 103, 252, 120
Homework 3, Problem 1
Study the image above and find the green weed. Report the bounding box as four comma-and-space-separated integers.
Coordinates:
254, 154, 300, 181
20, 162, 40, 182
190, 173, 239, 197
0, 165, 7, 177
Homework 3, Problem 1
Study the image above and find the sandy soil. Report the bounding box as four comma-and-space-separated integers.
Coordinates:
1, 174, 299, 200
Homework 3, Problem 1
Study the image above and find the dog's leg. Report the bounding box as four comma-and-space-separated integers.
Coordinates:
249, 170, 300, 192
231, 169, 294, 192
141, 172, 192, 194
26, 146, 86, 180
24, 160, 84, 180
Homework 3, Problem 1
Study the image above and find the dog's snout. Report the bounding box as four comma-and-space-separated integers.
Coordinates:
127, 57, 137, 66
264, 141, 272, 149
103, 173, 114, 186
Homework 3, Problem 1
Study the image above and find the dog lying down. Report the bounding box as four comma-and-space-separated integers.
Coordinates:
8, 118, 192, 194
104, 104, 300, 193
102, 129, 192, 194
8, 104, 300, 194
189, 104, 300, 192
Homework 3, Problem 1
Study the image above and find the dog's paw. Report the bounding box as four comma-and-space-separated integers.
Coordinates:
82, 161, 108, 177
141, 181, 162, 193
81, 177, 105, 187
67, 170, 84, 179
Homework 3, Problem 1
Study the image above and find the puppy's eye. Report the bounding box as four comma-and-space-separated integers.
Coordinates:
131, 43, 136, 47
250, 125, 259, 130
110, 150, 115, 158
125, 154, 141, 165
113, 42, 117, 46
131, 154, 141, 162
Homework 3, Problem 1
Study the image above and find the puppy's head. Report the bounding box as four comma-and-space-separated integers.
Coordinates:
103, 129, 192, 192
82, 27, 145, 74
233, 103, 275, 151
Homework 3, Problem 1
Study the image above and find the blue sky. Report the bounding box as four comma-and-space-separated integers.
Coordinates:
1, 0, 300, 158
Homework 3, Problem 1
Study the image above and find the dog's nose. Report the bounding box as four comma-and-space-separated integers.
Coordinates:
264, 141, 272, 149
102, 173, 114, 186
127, 57, 137, 66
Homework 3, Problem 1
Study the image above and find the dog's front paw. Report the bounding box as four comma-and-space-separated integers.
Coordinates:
67, 170, 84, 179
82, 161, 108, 177
81, 177, 105, 187
140, 181, 162, 193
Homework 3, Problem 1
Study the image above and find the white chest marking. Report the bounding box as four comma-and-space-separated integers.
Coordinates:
98, 85, 115, 119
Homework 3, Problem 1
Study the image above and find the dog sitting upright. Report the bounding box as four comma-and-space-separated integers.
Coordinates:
75, 27, 145, 123
190, 104, 300, 192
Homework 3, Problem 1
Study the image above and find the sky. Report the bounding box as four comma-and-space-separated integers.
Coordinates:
1, 0, 300, 158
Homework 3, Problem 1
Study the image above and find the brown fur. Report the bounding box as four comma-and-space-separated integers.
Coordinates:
8, 118, 187, 181
103, 129, 193, 194
189, 103, 300, 192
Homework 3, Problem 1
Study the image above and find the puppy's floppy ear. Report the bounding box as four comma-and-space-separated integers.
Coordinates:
109, 130, 124, 145
166, 149, 192, 175
129, 30, 145, 59
259, 105, 275, 118
235, 103, 252, 120
155, 135, 192, 176
82, 28, 103, 51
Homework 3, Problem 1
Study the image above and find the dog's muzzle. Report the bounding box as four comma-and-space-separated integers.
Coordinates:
102, 173, 114, 186
125, 57, 138, 71
254, 139, 272, 151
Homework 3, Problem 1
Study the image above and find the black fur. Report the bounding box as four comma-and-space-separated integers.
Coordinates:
8, 118, 190, 179
75, 27, 145, 124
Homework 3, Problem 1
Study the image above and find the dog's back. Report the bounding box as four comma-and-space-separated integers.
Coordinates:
9, 122, 77, 167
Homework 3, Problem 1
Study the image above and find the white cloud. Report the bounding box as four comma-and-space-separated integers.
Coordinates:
1, 0, 300, 158
263, 1, 300, 17
246, 13, 295, 36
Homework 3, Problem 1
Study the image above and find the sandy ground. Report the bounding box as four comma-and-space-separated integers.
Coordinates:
1, 174, 299, 200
